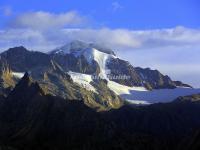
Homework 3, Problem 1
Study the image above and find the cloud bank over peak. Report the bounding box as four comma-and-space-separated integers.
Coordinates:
8, 11, 86, 30
61, 26, 200, 50
0, 26, 200, 52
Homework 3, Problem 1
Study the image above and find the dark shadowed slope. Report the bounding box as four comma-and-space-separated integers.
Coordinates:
1, 74, 200, 150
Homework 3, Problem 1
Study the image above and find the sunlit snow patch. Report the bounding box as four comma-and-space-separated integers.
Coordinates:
12, 72, 25, 79
68, 71, 97, 93
122, 87, 200, 104
126, 100, 151, 105
82, 48, 117, 79
108, 81, 200, 104
108, 80, 147, 95
66, 47, 116, 93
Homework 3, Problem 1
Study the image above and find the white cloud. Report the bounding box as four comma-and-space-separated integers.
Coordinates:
1, 26, 200, 52
61, 28, 142, 49
9, 11, 86, 30
62, 27, 200, 51
0, 29, 62, 51
112, 1, 123, 12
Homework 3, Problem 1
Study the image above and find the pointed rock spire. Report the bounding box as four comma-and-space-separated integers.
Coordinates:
8, 72, 44, 99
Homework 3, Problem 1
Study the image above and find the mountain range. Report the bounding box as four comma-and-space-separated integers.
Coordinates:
0, 40, 199, 110
0, 41, 200, 149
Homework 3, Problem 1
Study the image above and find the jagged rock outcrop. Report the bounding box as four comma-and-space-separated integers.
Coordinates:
0, 46, 52, 72
106, 57, 190, 90
135, 67, 177, 89
51, 53, 100, 74
106, 61, 199, 103
0, 58, 17, 96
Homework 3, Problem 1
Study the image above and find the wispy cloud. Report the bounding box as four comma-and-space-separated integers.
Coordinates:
0, 26, 200, 52
5, 11, 200, 51
0, 6, 12, 16
9, 11, 87, 30
111, 1, 123, 12
61, 26, 200, 50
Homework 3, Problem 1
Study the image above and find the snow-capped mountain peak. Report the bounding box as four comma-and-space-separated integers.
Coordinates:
1, 45, 200, 106
50, 40, 116, 56
51, 41, 117, 79
68, 47, 116, 79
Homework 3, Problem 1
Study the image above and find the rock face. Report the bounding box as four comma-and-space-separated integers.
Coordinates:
107, 58, 142, 86
0, 76, 200, 150
0, 46, 52, 72
135, 67, 177, 89
51, 53, 100, 74
107, 58, 190, 90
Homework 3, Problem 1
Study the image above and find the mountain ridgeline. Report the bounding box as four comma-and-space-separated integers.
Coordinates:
0, 41, 200, 150
0, 41, 191, 109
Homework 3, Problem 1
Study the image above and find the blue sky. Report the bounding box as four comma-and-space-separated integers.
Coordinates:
0, 0, 200, 87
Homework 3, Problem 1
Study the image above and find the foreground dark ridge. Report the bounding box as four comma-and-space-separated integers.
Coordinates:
0, 74, 200, 150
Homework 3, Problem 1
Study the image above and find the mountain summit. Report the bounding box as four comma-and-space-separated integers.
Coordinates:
51, 40, 116, 55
